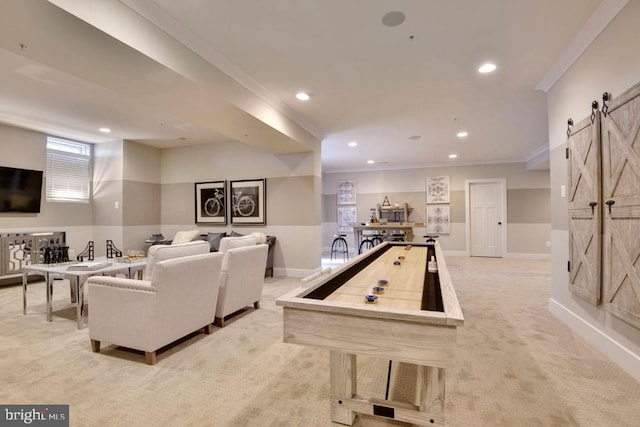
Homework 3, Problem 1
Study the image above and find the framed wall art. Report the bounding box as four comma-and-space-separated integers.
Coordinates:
337, 179, 357, 205
230, 178, 266, 225
337, 206, 357, 232
426, 205, 450, 234
426, 176, 450, 204
195, 180, 227, 224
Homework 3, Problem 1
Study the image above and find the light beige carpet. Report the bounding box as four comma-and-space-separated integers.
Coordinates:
1, 256, 639, 426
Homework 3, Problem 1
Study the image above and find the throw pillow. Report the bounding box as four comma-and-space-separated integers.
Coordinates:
172, 229, 201, 245
230, 231, 245, 237
250, 232, 267, 244
206, 232, 226, 252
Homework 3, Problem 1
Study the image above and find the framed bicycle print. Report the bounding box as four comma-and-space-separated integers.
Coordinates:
229, 178, 266, 225
195, 180, 227, 224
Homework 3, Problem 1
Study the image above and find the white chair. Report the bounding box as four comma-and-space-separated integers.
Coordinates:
87, 252, 224, 364
218, 235, 257, 253
215, 244, 268, 327
144, 240, 209, 280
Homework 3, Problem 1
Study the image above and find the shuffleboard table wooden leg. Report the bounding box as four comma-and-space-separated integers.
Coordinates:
330, 351, 357, 425
416, 365, 445, 421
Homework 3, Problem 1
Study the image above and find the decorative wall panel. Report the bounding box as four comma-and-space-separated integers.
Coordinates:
426, 176, 450, 204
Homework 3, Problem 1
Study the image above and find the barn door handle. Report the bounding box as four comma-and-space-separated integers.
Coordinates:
605, 200, 615, 214
589, 201, 597, 215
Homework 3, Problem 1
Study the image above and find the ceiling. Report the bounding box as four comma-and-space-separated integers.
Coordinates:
0, 0, 618, 172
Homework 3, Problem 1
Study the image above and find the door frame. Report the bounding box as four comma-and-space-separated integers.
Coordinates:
464, 178, 507, 257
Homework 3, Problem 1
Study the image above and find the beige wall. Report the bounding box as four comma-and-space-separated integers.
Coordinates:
122, 141, 161, 251
0, 124, 93, 254
0, 125, 321, 274
92, 140, 123, 255
546, 0, 640, 380
160, 141, 322, 274
93, 140, 163, 254
323, 162, 550, 256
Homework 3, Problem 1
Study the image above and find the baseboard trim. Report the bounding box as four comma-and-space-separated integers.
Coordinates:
549, 298, 640, 383
274, 267, 316, 278
437, 251, 550, 259
505, 252, 550, 260
441, 250, 468, 257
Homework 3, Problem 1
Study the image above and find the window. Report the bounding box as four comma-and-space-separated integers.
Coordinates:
46, 136, 91, 203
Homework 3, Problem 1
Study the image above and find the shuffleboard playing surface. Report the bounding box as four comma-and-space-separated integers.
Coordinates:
324, 245, 429, 310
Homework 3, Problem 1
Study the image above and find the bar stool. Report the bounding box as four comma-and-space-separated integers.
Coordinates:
384, 232, 406, 242
371, 234, 384, 245
359, 236, 374, 254
359, 233, 384, 254
330, 234, 349, 261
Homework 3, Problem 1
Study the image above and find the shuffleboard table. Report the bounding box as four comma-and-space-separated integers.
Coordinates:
276, 242, 463, 426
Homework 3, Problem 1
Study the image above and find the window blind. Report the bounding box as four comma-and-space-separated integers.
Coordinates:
46, 137, 91, 203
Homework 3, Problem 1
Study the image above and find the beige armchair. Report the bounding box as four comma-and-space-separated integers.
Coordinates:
218, 235, 257, 253
87, 252, 224, 364
144, 240, 209, 280
215, 244, 268, 327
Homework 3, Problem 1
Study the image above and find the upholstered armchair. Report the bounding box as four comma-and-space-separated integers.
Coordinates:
218, 235, 257, 253
87, 252, 224, 364
144, 240, 210, 280
215, 244, 268, 327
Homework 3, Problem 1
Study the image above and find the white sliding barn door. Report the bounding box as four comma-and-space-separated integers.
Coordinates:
467, 180, 505, 258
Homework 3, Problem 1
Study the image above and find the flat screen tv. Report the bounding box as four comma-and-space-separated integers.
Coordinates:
0, 166, 44, 213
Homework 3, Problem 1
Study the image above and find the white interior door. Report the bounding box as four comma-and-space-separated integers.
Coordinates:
468, 181, 505, 257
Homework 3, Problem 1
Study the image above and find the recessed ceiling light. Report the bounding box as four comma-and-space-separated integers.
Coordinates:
456, 131, 468, 138
367, 160, 375, 164
449, 154, 458, 159
348, 141, 358, 147
295, 92, 310, 101
99, 127, 111, 133
478, 63, 497, 73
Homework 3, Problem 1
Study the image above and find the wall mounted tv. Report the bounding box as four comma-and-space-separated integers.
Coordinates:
0, 166, 44, 213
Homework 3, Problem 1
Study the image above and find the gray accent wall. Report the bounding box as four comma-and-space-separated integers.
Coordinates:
92, 140, 163, 254
122, 141, 161, 251
550, 144, 569, 231
267, 176, 320, 226
92, 141, 124, 255
507, 189, 551, 224
123, 181, 161, 226
160, 183, 195, 226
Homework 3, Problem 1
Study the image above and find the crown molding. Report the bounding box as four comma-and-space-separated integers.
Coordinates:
535, 0, 630, 92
